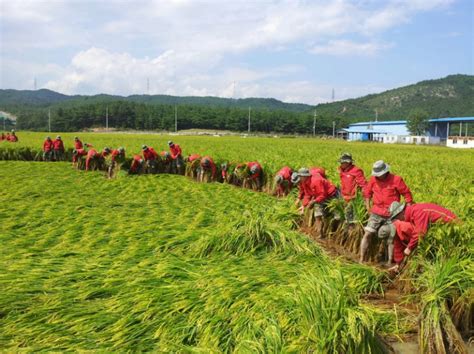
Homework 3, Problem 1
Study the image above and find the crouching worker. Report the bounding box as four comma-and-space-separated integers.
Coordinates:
185, 154, 201, 179
199, 156, 217, 182
378, 221, 417, 272
108, 147, 126, 178
273, 166, 293, 197
160, 151, 172, 173
72, 148, 88, 169
85, 149, 100, 171
142, 145, 159, 173
129, 155, 145, 174
245, 161, 264, 191
389, 201, 458, 236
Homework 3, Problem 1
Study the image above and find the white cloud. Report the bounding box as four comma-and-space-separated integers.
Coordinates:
310, 40, 393, 56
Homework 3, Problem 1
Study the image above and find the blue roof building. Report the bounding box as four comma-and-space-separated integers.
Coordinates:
340, 117, 474, 142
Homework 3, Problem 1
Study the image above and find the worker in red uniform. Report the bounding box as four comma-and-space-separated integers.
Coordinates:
42, 136, 54, 161
245, 161, 263, 190
378, 221, 418, 272
129, 155, 145, 174
8, 130, 18, 142
274, 166, 293, 197
185, 153, 201, 178
293, 167, 326, 207
159, 151, 172, 173
338, 152, 367, 230
107, 147, 126, 178
85, 149, 100, 171
74, 137, 83, 150
168, 141, 184, 174
360, 160, 413, 263
303, 168, 339, 237
72, 148, 88, 169
199, 156, 217, 182
52, 135, 65, 161
141, 145, 159, 173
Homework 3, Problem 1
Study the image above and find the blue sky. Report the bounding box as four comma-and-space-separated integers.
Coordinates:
0, 0, 472, 104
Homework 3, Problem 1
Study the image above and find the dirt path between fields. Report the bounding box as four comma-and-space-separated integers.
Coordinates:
299, 225, 420, 352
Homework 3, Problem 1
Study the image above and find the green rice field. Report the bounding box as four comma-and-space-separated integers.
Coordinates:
1, 133, 472, 352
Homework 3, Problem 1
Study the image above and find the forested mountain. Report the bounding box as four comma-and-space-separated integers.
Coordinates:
1, 74, 472, 133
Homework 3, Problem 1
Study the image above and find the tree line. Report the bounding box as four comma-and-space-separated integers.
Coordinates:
13, 101, 348, 135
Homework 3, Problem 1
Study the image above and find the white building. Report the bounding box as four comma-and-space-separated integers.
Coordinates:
383, 135, 441, 145
446, 136, 474, 149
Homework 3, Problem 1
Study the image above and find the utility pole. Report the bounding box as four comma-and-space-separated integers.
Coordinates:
34, 77, 37, 90
248, 106, 251, 133
106, 106, 109, 131
48, 109, 51, 132
3, 115, 5, 131
175, 105, 178, 132
313, 110, 317, 136
332, 121, 336, 138
375, 109, 378, 122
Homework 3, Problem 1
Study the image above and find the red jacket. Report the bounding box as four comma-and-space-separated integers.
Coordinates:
8, 134, 18, 142
393, 221, 417, 263
74, 140, 83, 149
170, 144, 182, 159
130, 155, 143, 173
85, 149, 99, 170
53, 139, 64, 151
305, 174, 337, 205
111, 149, 125, 162
247, 161, 262, 180
310, 167, 326, 178
72, 148, 87, 162
200, 156, 216, 178
404, 203, 457, 237
43, 139, 54, 152
189, 154, 201, 162
339, 164, 367, 202
276, 166, 293, 194
364, 173, 413, 217
143, 147, 158, 161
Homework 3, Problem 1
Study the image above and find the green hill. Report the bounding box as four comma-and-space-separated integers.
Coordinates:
314, 74, 474, 121
0, 74, 472, 133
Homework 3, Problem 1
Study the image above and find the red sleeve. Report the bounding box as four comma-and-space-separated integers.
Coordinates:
311, 178, 325, 203
396, 177, 413, 204
363, 178, 373, 199
298, 186, 304, 200
355, 168, 367, 190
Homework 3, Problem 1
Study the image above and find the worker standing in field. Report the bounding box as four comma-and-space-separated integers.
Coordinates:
168, 141, 184, 174
359, 160, 413, 263
42, 136, 54, 161
142, 145, 159, 173
338, 152, 367, 231
300, 167, 339, 238
74, 136, 83, 150
273, 166, 293, 197
52, 136, 65, 161
199, 156, 217, 182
